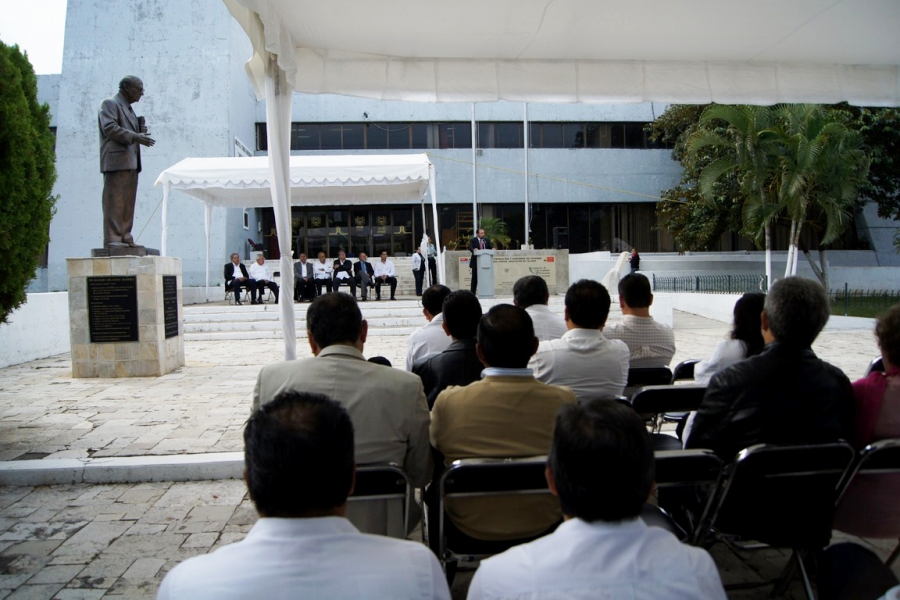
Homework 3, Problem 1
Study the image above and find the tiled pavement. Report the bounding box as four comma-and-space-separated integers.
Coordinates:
0, 307, 891, 598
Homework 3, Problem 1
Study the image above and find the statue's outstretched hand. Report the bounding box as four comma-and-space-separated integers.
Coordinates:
135, 133, 156, 147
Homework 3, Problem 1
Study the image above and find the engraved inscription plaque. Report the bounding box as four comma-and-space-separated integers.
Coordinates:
88, 276, 139, 343
163, 275, 179, 339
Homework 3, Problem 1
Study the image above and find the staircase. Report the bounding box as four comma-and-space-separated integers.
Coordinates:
183, 295, 621, 341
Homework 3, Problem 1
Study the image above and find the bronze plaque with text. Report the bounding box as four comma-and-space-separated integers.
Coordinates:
88, 276, 138, 343
163, 275, 179, 339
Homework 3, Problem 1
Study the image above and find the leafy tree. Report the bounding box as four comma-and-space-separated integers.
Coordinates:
0, 42, 57, 324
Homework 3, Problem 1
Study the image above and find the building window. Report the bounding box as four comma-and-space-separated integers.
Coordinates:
528, 122, 671, 149
478, 122, 524, 149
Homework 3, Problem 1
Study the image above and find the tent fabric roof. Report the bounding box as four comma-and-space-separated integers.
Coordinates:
223, 0, 900, 106
153, 154, 431, 207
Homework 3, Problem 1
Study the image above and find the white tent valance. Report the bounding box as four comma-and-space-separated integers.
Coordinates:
154, 154, 431, 208
154, 154, 439, 359
223, 0, 900, 106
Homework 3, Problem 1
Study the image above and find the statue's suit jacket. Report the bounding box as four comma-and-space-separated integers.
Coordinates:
253, 345, 432, 488
98, 91, 141, 173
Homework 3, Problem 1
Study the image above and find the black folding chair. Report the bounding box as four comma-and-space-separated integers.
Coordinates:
630, 385, 707, 450
644, 449, 723, 541
671, 359, 700, 383
695, 442, 857, 600
865, 356, 885, 377
437, 456, 552, 575
627, 367, 674, 387
834, 438, 900, 567
346, 463, 413, 538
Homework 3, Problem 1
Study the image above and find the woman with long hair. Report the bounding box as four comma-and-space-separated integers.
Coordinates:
693, 292, 766, 385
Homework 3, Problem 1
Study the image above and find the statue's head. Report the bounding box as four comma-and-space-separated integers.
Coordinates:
119, 76, 144, 103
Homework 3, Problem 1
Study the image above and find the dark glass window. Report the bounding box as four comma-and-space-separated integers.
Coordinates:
388, 124, 411, 149
610, 123, 625, 148
365, 123, 388, 149
478, 122, 524, 149
411, 123, 428, 148
624, 123, 645, 149
438, 123, 472, 149
293, 124, 320, 150
563, 123, 584, 148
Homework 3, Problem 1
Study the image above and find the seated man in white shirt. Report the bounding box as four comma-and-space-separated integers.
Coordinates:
373, 250, 398, 300
467, 400, 726, 600
529, 279, 629, 402
158, 390, 450, 600
513, 275, 566, 341
248, 254, 279, 303
605, 273, 675, 368
312, 251, 333, 296
406, 284, 452, 371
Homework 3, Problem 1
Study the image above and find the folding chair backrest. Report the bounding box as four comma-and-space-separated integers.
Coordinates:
865, 356, 885, 377
438, 456, 550, 563
834, 438, 900, 539
699, 442, 856, 549
653, 449, 723, 541
627, 367, 673, 388
346, 463, 411, 538
671, 359, 700, 382
440, 456, 550, 498
630, 385, 707, 416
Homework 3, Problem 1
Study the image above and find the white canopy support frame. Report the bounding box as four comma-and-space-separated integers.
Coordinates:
154, 153, 435, 360
217, 0, 900, 361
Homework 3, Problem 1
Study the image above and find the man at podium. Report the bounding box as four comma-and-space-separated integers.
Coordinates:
468, 228, 493, 294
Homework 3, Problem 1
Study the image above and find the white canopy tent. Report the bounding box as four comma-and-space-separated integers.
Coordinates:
219, 0, 900, 359
154, 154, 437, 357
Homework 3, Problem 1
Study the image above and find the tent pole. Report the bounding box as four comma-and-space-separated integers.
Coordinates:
161, 183, 169, 257
264, 55, 298, 361
429, 162, 441, 285
523, 103, 529, 250
471, 103, 478, 234
204, 202, 211, 302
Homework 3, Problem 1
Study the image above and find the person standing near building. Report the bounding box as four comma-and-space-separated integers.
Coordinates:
98, 75, 155, 249
426, 237, 438, 286
628, 248, 640, 273
411, 248, 426, 296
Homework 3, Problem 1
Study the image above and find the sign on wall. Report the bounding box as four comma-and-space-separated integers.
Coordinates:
459, 255, 558, 291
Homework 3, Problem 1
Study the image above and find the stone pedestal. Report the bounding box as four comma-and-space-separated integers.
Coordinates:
67, 256, 185, 378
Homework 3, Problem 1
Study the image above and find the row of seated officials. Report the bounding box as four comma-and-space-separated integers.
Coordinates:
159, 277, 900, 599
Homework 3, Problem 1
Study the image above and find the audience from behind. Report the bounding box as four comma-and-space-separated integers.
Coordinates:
157, 391, 450, 600
430, 304, 577, 544
686, 276, 854, 460
413, 290, 484, 409
833, 302, 900, 537
252, 292, 431, 490
513, 275, 566, 341
405, 284, 453, 371
605, 273, 675, 367
467, 400, 726, 600
693, 292, 766, 385
529, 279, 629, 402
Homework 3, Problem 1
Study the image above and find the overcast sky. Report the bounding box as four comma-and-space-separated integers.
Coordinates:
0, 0, 67, 74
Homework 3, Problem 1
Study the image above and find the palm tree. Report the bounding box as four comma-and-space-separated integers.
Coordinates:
475, 217, 512, 249
769, 105, 869, 284
687, 105, 779, 286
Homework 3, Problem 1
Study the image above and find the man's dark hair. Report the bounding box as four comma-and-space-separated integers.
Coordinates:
477, 304, 535, 368
549, 400, 654, 522
565, 279, 611, 329
764, 277, 830, 348
422, 285, 451, 316
617, 273, 652, 308
244, 391, 354, 517
307, 292, 362, 348
442, 290, 483, 340
513, 275, 550, 309
876, 303, 900, 368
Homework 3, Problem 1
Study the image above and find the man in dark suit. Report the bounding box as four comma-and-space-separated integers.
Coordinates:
468, 228, 493, 294
413, 290, 484, 409
293, 252, 315, 302
98, 76, 156, 249
332, 250, 357, 297
354, 251, 376, 301
224, 253, 257, 305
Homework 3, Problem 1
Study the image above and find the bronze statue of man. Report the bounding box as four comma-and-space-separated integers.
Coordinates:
98, 76, 156, 248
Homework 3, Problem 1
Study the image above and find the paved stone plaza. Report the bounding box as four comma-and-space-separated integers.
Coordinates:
0, 307, 894, 598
